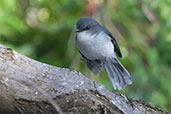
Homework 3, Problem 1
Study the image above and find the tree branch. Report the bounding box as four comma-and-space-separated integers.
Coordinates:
0, 44, 168, 114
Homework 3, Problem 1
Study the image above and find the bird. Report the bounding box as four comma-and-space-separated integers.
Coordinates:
75, 17, 132, 90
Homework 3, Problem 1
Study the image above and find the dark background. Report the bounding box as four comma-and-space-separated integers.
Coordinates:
0, 0, 170, 113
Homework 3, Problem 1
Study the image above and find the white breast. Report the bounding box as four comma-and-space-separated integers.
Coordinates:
76, 31, 115, 60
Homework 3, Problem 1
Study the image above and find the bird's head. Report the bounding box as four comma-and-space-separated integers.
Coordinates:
75, 17, 99, 33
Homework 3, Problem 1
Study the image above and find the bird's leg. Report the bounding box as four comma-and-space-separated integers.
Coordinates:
80, 58, 86, 64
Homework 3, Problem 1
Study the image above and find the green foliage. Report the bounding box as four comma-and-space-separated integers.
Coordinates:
0, 0, 170, 113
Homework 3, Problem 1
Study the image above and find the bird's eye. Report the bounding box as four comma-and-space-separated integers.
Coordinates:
84, 26, 90, 30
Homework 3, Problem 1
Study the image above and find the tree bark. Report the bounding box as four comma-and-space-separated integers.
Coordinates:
0, 44, 169, 114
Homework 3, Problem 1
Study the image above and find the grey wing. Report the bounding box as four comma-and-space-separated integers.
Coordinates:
103, 27, 122, 58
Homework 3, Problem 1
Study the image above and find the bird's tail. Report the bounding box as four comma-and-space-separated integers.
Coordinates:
104, 58, 132, 90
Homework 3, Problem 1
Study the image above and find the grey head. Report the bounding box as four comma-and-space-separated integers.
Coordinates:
75, 17, 100, 33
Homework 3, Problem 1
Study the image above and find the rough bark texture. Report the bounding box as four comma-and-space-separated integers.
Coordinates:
0, 44, 169, 114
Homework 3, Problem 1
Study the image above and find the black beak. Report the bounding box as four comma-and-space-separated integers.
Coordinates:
75, 29, 80, 32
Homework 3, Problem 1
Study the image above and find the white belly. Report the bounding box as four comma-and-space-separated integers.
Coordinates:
76, 31, 115, 60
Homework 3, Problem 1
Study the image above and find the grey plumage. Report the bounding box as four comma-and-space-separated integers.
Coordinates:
75, 17, 132, 90
104, 58, 132, 90
86, 59, 102, 75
